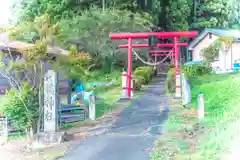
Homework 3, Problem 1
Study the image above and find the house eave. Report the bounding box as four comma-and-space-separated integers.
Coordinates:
0, 40, 69, 56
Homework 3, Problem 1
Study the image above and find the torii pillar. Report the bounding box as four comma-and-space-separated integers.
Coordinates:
174, 37, 181, 98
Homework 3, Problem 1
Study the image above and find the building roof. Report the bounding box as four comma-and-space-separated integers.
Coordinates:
0, 32, 69, 56
189, 28, 240, 50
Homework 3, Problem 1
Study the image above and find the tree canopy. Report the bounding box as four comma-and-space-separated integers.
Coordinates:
11, 0, 236, 31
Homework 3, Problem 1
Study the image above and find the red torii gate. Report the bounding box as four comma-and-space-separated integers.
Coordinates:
109, 31, 198, 99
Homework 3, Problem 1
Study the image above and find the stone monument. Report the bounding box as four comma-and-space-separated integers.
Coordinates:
43, 70, 58, 132
33, 70, 67, 148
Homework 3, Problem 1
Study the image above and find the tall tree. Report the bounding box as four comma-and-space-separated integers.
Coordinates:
191, 0, 231, 30
12, 0, 101, 23
165, 0, 191, 31
228, 0, 240, 29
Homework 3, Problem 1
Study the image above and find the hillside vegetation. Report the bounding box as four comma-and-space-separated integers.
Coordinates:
152, 71, 240, 159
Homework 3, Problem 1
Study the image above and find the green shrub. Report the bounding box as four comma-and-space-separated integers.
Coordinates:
168, 64, 175, 69
166, 67, 175, 93
134, 66, 153, 83
134, 70, 148, 84
165, 64, 212, 93
133, 76, 145, 90
3, 83, 38, 132
133, 66, 154, 90
183, 64, 212, 77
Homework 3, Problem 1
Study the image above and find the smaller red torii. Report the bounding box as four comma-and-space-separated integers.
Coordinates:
119, 43, 188, 48
109, 31, 198, 99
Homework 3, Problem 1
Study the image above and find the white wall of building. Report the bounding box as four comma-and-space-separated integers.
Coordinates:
190, 33, 240, 70
191, 34, 218, 61
232, 42, 240, 63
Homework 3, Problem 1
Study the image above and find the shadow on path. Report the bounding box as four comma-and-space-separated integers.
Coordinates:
60, 75, 170, 160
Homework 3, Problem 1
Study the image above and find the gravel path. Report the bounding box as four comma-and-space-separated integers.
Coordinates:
60, 76, 170, 160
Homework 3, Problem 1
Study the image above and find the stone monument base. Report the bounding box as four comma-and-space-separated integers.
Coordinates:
31, 132, 68, 149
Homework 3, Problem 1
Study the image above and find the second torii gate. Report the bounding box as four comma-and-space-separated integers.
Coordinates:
109, 31, 198, 99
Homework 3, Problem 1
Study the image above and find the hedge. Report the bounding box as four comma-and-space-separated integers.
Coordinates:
133, 66, 155, 90
166, 63, 212, 93
166, 67, 175, 93
182, 64, 212, 78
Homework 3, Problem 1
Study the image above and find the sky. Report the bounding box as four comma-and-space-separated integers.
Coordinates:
0, 1, 13, 25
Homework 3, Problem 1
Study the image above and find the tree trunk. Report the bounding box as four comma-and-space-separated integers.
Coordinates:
36, 63, 44, 141
26, 126, 34, 142
36, 88, 43, 141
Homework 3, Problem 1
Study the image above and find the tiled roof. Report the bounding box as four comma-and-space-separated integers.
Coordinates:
0, 32, 69, 56
204, 28, 240, 38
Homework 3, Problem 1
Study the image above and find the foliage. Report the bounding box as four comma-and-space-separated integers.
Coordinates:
134, 66, 153, 83
7, 14, 86, 81
58, 7, 152, 72
3, 83, 38, 132
168, 64, 174, 69
12, 0, 93, 23
183, 64, 212, 77
165, 0, 191, 31
151, 74, 240, 159
187, 74, 240, 158
191, 0, 231, 29
9, 8, 153, 72
201, 41, 219, 62
228, 0, 240, 29
166, 67, 175, 93
133, 66, 154, 90
0, 14, 87, 137
11, 0, 238, 33
166, 64, 212, 93
216, 35, 235, 51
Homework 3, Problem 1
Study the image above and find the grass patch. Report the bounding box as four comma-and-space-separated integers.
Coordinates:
151, 73, 240, 160
59, 85, 121, 129
59, 120, 92, 130
95, 86, 121, 118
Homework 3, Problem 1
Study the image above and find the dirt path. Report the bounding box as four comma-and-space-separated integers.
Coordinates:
60, 76, 170, 160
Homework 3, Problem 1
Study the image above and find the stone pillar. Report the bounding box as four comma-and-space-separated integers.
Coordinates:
181, 73, 186, 105
182, 73, 191, 106
197, 94, 204, 119
44, 70, 58, 132
88, 94, 96, 120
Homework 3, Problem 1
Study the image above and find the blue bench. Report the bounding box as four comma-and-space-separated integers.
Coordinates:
59, 104, 87, 124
